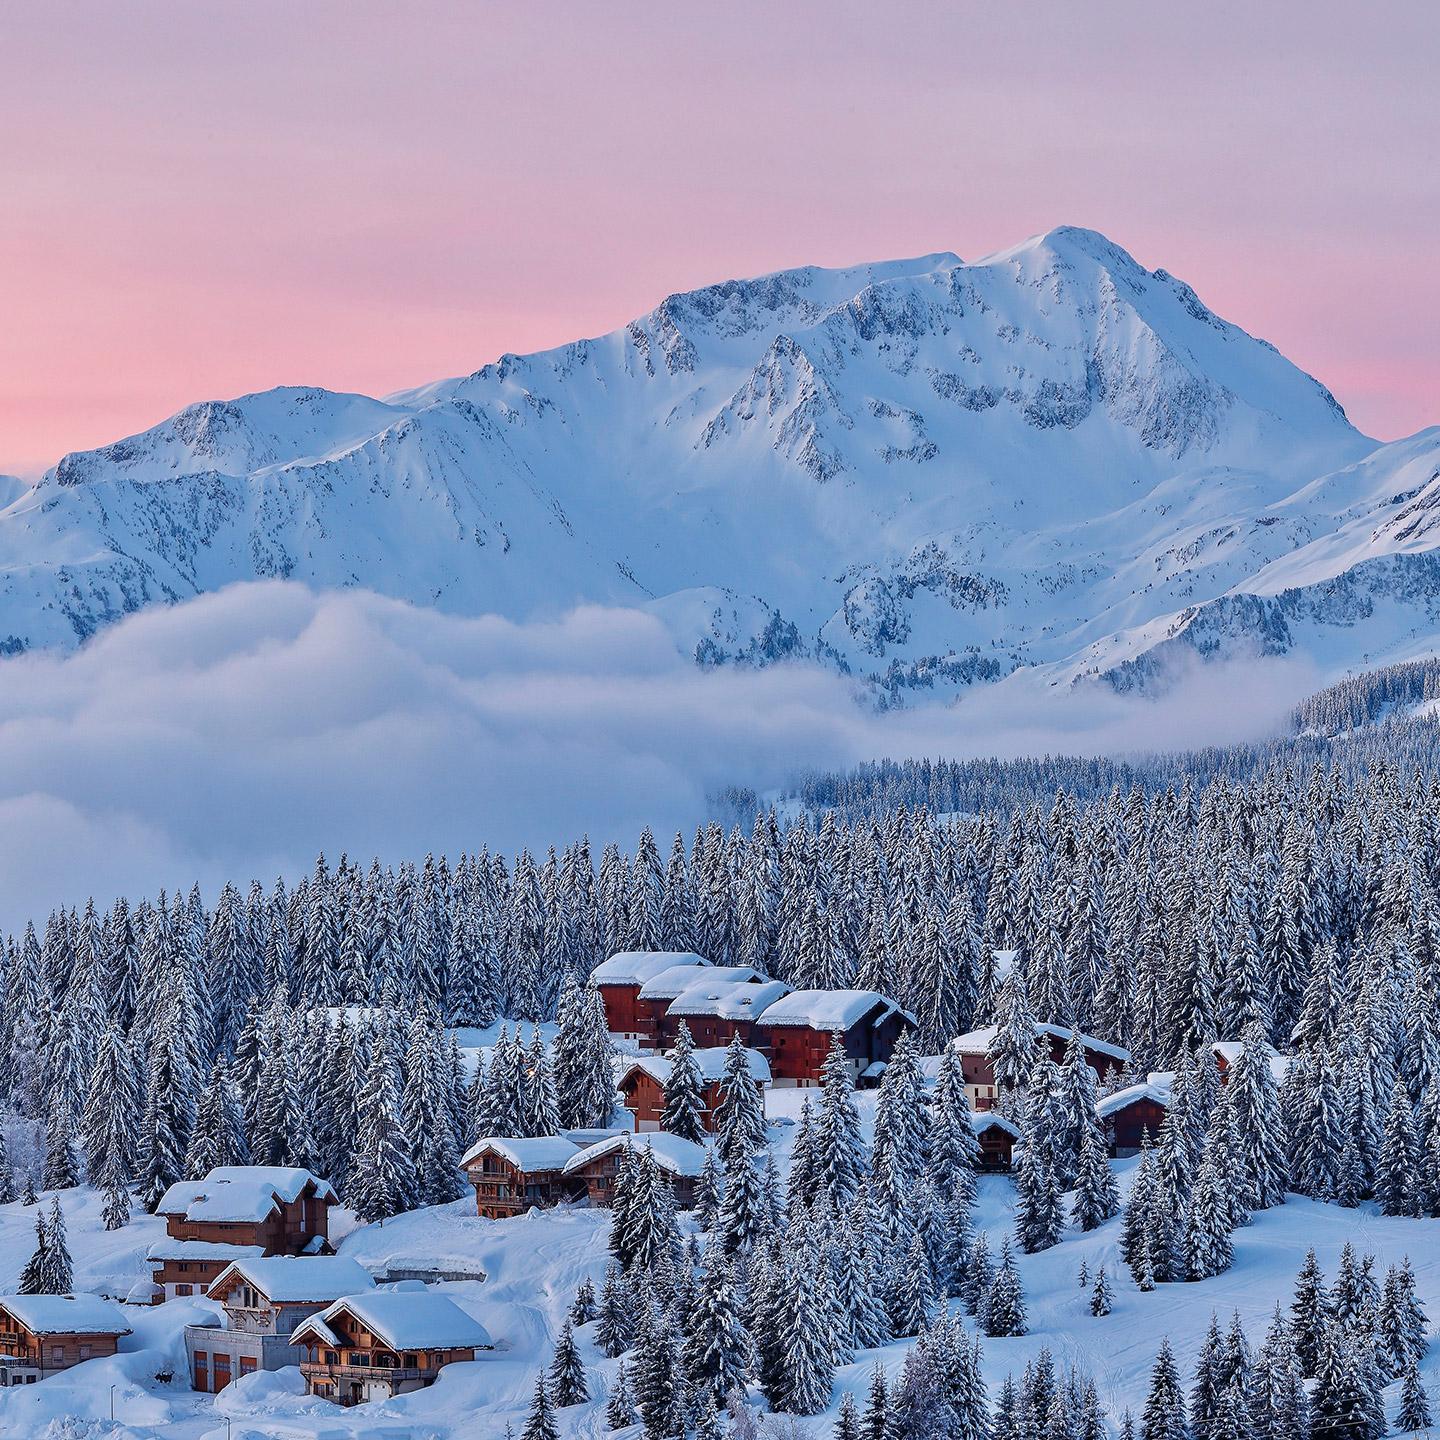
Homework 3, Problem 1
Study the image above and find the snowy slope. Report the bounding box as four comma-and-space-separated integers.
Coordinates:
3, 227, 1434, 696
1, 1100, 1437, 1439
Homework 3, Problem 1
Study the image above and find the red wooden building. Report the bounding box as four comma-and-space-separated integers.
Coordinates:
972, 1113, 1021, 1170
592, 951, 710, 1041
634, 966, 776, 1049
950, 1024, 1129, 1110
1097, 1082, 1170, 1156
459, 1137, 586, 1219
561, 1133, 710, 1210
147, 1166, 337, 1301
757, 989, 913, 1086
661, 977, 791, 1051
0, 1295, 131, 1387
617, 1046, 770, 1133
292, 1291, 492, 1407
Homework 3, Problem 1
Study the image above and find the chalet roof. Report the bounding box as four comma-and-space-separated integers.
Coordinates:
666, 978, 790, 1021
293, 1291, 493, 1352
972, 1113, 1022, 1139
756, 989, 914, 1032
459, 1135, 583, 1172
155, 1165, 337, 1222
1209, 1040, 1295, 1085
949, 1023, 1130, 1064
209, 1256, 376, 1305
0, 1293, 131, 1336
562, 1132, 711, 1180
592, 951, 709, 986
619, 1046, 771, 1089
639, 963, 761, 1001
146, 1239, 267, 1264
1097, 1082, 1172, 1119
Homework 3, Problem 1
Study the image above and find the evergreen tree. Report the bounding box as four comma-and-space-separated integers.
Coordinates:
549, 1318, 589, 1406
348, 1026, 417, 1221
661, 1022, 706, 1143
1396, 1356, 1432, 1433
1090, 1266, 1113, 1317
983, 1239, 1028, 1337
102, 1177, 131, 1231
1072, 1125, 1120, 1230
15, 1213, 48, 1294
1142, 1339, 1188, 1440
713, 1034, 767, 1164
520, 1372, 560, 1440
606, 1359, 636, 1430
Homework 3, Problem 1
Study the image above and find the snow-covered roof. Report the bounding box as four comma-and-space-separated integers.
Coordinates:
972, 1113, 1021, 1139
639, 964, 761, 1000
562, 1132, 711, 1179
950, 1023, 1129, 1064
292, 1291, 493, 1352
618, 1046, 770, 1089
155, 1166, 336, 1222
209, 1256, 376, 1305
666, 978, 790, 1020
146, 1239, 267, 1264
1210, 1040, 1295, 1085
459, 1136, 582, 1171
0, 1294, 132, 1336
592, 951, 709, 986
757, 989, 913, 1032
1097, 1082, 1171, 1119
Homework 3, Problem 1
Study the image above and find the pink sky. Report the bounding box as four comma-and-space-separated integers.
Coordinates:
1, 1, 1435, 475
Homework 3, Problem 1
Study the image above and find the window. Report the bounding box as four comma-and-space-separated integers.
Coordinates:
78, 1346, 92, 1360
349, 1353, 370, 1367
375, 1352, 397, 1368
49, 1347, 62, 1363
323, 1349, 338, 1365
404, 1354, 418, 1368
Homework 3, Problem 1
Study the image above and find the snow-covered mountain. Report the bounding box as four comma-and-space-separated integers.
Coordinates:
5, 226, 1435, 695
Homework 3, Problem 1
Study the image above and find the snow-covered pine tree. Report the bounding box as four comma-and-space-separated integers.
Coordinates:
15, 1213, 49, 1294
520, 1371, 560, 1440
39, 1198, 72, 1294
814, 1032, 867, 1208
1141, 1339, 1188, 1440
549, 1317, 588, 1406
683, 1237, 753, 1402
661, 1022, 706, 1143
713, 1033, 766, 1165
1396, 1355, 1432, 1433
1090, 1266, 1112, 1317
983, 1239, 1027, 1338
1071, 1124, 1120, 1230
348, 1024, 417, 1221
606, 1358, 636, 1429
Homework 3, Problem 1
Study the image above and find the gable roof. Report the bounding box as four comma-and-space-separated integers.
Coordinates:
667, 978, 789, 1021
1097, 1082, 1172, 1119
146, 1238, 267, 1264
950, 1023, 1130, 1064
292, 1291, 492, 1352
972, 1113, 1022, 1138
155, 1165, 337, 1222
639, 963, 762, 1000
592, 951, 709, 986
757, 989, 913, 1032
619, 1046, 771, 1089
562, 1131, 711, 1179
208, 1256, 376, 1305
459, 1135, 583, 1172
0, 1293, 131, 1336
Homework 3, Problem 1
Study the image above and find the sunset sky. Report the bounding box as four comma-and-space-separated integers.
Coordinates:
2, 0, 1434, 475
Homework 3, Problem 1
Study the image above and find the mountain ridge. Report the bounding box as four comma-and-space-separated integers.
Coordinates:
4, 226, 1435, 697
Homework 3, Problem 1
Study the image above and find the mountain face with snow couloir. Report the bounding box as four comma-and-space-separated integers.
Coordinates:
5, 225, 1439, 697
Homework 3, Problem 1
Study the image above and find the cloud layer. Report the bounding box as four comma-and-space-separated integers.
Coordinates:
0, 583, 1312, 926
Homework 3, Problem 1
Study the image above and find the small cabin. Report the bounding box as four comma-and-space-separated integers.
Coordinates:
293, 1290, 493, 1407
148, 1165, 337, 1300
592, 952, 710, 1041
758, 989, 913, 1086
617, 1046, 770, 1133
973, 1113, 1021, 1171
1098, 1083, 1170, 1157
459, 1137, 586, 1219
0, 1294, 131, 1386
949, 1024, 1130, 1110
186, 1256, 376, 1393
561, 1133, 710, 1210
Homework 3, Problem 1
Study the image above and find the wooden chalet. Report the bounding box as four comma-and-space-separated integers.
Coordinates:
617, 1045, 770, 1133
972, 1113, 1021, 1170
561, 1133, 710, 1209
459, 1136, 586, 1219
186, 1256, 376, 1393
293, 1289, 492, 1407
0, 1294, 131, 1386
661, 977, 790, 1051
950, 1024, 1129, 1110
592, 951, 710, 1041
147, 1165, 337, 1301
757, 989, 913, 1086
1097, 1082, 1170, 1157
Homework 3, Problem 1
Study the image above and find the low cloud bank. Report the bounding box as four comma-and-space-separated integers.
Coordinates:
0, 583, 1310, 923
